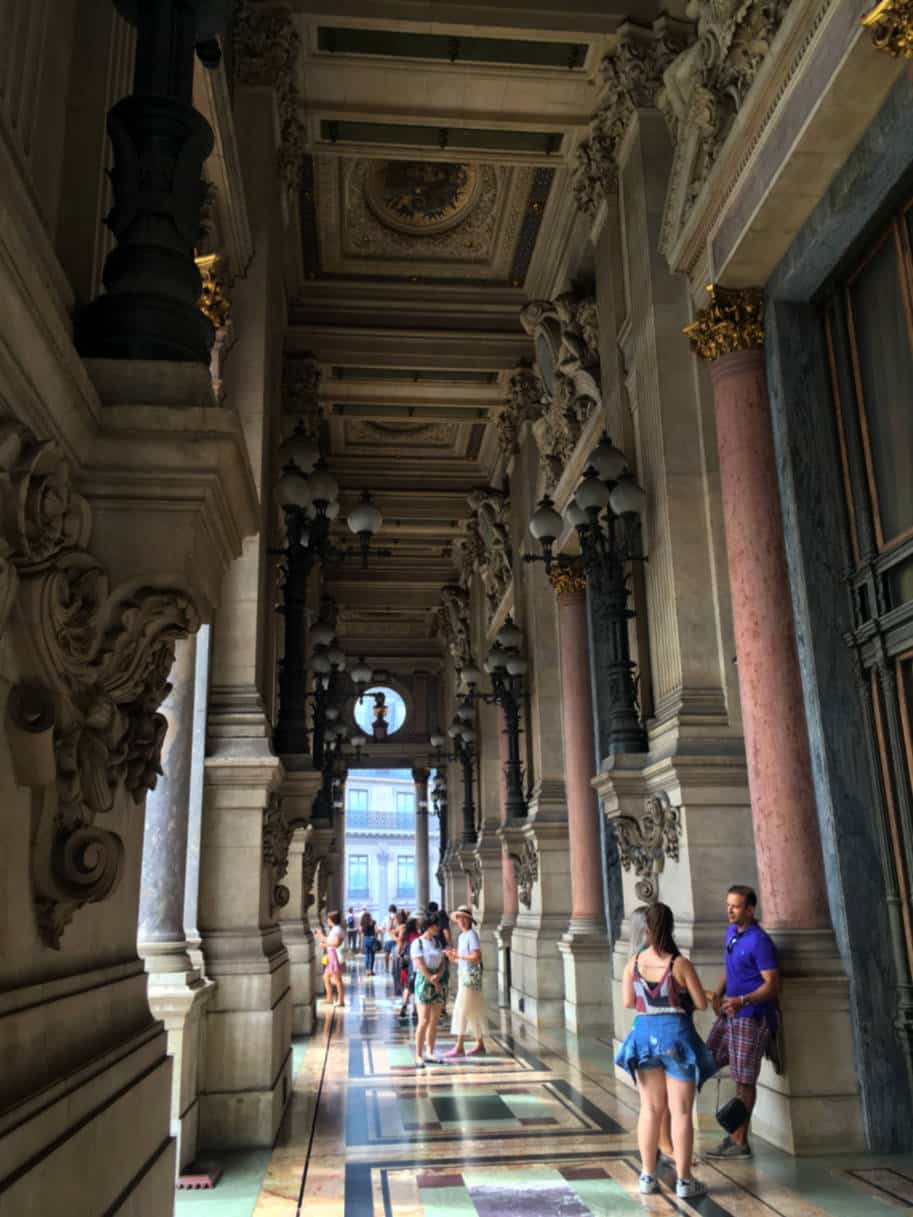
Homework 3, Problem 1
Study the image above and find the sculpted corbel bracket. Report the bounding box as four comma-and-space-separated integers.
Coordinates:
263, 792, 294, 914
0, 422, 201, 948
463, 854, 483, 906
520, 293, 602, 490
612, 790, 682, 904
430, 584, 472, 672
455, 488, 513, 622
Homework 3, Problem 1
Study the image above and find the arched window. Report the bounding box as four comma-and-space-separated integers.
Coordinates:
353, 686, 407, 735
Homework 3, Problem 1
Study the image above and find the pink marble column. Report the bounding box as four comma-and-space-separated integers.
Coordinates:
499, 707, 519, 919
709, 346, 829, 931
555, 578, 605, 930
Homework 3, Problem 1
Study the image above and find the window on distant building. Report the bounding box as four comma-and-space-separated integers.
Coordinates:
396, 855, 415, 899
349, 788, 368, 810
396, 791, 414, 812
348, 854, 369, 898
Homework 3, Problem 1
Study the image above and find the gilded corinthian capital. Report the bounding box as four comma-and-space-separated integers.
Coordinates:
682, 284, 765, 362
862, 0, 913, 56
549, 567, 587, 595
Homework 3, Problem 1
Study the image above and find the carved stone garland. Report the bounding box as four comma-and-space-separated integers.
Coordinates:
498, 364, 545, 456
455, 488, 513, 620
613, 791, 682, 903
0, 422, 200, 948
511, 839, 539, 909
430, 584, 472, 672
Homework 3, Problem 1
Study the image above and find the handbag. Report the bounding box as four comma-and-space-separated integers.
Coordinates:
462, 961, 483, 991
321, 954, 328, 966
716, 1096, 749, 1134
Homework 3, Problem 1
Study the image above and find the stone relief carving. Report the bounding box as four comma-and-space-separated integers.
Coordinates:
520, 293, 603, 489
464, 854, 483, 905
511, 839, 539, 909
232, 0, 306, 207
431, 584, 472, 672
263, 793, 294, 914
0, 422, 200, 947
573, 18, 693, 215
498, 364, 545, 456
613, 791, 682, 903
658, 0, 791, 251
284, 356, 322, 437
458, 488, 513, 619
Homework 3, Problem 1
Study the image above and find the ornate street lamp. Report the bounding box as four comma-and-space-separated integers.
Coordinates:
527, 432, 649, 754
272, 422, 390, 758
430, 699, 478, 846
429, 767, 449, 893
460, 617, 529, 822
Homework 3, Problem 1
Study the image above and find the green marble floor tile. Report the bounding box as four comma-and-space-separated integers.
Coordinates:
418, 1184, 481, 1216
570, 1176, 643, 1216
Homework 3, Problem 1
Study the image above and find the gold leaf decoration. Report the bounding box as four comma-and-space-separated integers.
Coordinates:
862, 0, 913, 56
682, 284, 764, 362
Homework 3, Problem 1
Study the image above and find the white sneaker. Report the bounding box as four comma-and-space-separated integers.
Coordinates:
676, 1178, 707, 1199
639, 1172, 658, 1194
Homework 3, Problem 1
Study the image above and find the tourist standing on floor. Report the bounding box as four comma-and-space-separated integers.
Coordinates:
616, 902, 716, 1200
383, 904, 398, 973
629, 905, 678, 1170
399, 915, 420, 1020
704, 885, 780, 1160
446, 905, 487, 1057
363, 913, 377, 974
346, 906, 358, 952
392, 909, 408, 999
315, 911, 346, 1009
411, 915, 447, 1066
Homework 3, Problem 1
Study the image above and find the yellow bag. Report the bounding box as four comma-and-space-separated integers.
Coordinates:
321, 953, 328, 966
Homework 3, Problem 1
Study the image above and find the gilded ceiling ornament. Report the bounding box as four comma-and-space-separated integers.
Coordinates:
365, 161, 482, 235
549, 567, 587, 595
682, 284, 765, 361
862, 0, 913, 55
196, 254, 231, 329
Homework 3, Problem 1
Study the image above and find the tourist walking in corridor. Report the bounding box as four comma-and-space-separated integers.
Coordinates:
346, 906, 358, 952
362, 912, 377, 974
383, 904, 398, 973
411, 915, 447, 1065
446, 906, 488, 1057
616, 902, 716, 1199
705, 885, 781, 1160
316, 911, 346, 1009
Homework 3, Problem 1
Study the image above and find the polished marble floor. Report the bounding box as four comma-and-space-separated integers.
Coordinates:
176, 967, 913, 1216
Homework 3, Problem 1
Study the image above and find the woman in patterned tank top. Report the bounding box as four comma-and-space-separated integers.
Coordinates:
615, 903, 718, 1201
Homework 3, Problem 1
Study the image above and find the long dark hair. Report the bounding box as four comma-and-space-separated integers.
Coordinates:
645, 902, 679, 957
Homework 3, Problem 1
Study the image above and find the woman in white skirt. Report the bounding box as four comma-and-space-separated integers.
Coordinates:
445, 905, 487, 1057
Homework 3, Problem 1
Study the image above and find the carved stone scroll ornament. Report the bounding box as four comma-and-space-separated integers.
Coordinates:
464, 854, 483, 905
862, 0, 913, 56
511, 838, 539, 909
573, 18, 693, 216
0, 423, 200, 947
233, 0, 307, 206
613, 791, 682, 903
659, 0, 790, 244
263, 793, 293, 913
430, 584, 472, 671
498, 365, 545, 456
465, 488, 513, 618
301, 840, 317, 910
520, 294, 603, 489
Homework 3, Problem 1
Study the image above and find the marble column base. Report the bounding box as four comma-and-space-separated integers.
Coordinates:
284, 924, 317, 1035
741, 930, 863, 1154
0, 961, 175, 1215
495, 920, 515, 1010
558, 929, 613, 1035
146, 968, 215, 1172
199, 946, 293, 1148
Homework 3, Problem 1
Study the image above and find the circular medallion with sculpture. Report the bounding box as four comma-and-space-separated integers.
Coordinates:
365, 160, 481, 235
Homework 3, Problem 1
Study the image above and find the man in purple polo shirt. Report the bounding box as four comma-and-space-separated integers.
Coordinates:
704, 884, 780, 1159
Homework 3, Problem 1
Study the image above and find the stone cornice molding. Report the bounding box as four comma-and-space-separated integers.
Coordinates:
0, 422, 202, 948
683, 284, 765, 360
573, 17, 694, 217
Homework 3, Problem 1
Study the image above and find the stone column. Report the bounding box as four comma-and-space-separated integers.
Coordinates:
496, 708, 518, 1008
138, 636, 214, 1173
277, 828, 318, 1035
413, 767, 431, 909
686, 286, 863, 1151
552, 573, 612, 1033
184, 624, 211, 971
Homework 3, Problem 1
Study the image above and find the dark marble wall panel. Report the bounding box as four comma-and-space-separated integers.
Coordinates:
766, 73, 913, 1149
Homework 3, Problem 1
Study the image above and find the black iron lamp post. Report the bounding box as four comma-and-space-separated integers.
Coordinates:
429, 768, 449, 898
431, 700, 478, 846
272, 424, 389, 760
459, 618, 529, 822
527, 433, 649, 754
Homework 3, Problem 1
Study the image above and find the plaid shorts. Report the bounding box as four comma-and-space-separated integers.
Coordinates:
707, 1014, 769, 1084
